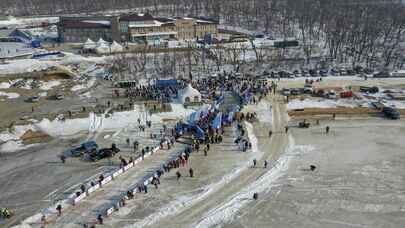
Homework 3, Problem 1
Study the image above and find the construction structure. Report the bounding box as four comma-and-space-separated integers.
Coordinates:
58, 13, 218, 45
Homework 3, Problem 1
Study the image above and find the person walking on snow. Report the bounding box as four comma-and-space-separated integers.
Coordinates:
253, 159, 257, 167
264, 160, 268, 168
326, 126, 330, 134
56, 204, 62, 216
176, 171, 181, 181
189, 168, 194, 178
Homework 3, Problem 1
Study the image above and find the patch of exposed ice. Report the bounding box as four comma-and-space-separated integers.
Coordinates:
0, 91, 20, 99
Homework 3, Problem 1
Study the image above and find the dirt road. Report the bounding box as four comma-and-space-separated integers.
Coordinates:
150, 95, 290, 228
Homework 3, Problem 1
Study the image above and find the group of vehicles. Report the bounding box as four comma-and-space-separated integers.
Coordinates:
25, 93, 64, 103
260, 66, 403, 79
69, 141, 120, 161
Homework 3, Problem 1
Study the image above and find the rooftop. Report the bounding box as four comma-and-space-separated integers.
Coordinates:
120, 13, 154, 22
61, 20, 111, 29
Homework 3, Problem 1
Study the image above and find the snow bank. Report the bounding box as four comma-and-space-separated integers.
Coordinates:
0, 91, 20, 99
0, 125, 39, 153
32, 103, 193, 137
0, 59, 57, 75
193, 136, 314, 227
0, 82, 11, 89
287, 98, 365, 110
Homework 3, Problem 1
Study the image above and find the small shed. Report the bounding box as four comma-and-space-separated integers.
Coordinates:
178, 84, 201, 104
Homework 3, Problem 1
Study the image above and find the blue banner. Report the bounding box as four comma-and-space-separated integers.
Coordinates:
211, 112, 223, 129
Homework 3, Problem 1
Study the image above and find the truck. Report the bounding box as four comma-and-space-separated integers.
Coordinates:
382, 107, 400, 120
70, 141, 98, 157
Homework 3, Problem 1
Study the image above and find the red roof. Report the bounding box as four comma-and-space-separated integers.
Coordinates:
120, 13, 154, 22
61, 20, 110, 29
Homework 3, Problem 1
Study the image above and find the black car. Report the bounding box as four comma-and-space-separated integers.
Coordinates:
90, 148, 115, 161
319, 69, 328, 77
354, 66, 364, 74
382, 107, 400, 120
309, 69, 318, 77
347, 69, 355, 75
373, 71, 390, 78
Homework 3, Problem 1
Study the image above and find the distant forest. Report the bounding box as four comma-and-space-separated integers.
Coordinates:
1, 0, 404, 67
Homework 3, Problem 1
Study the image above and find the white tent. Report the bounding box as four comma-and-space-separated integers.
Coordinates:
83, 38, 96, 50
110, 41, 124, 53
96, 43, 110, 54
97, 38, 109, 47
178, 84, 201, 104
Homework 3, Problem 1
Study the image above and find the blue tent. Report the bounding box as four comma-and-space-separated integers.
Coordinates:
31, 39, 41, 48
156, 79, 177, 88
175, 122, 205, 139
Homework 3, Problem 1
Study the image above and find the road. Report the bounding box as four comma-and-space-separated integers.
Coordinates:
150, 94, 290, 228
40, 142, 188, 228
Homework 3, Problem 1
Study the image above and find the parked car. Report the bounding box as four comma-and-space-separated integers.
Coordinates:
290, 88, 300, 95
354, 66, 364, 74
363, 68, 374, 74
340, 91, 353, 98
382, 107, 400, 120
330, 68, 340, 76
339, 69, 348, 76
70, 141, 99, 157
26, 96, 40, 103
89, 148, 116, 161
282, 88, 291, 96
360, 86, 379, 94
326, 90, 337, 99
301, 69, 310, 77
319, 69, 329, 77
303, 84, 313, 93
309, 69, 318, 77
373, 71, 390, 78
347, 69, 355, 75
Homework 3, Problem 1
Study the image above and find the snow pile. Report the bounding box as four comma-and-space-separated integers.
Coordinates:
39, 80, 61, 90
32, 103, 193, 137
287, 98, 365, 110
0, 82, 11, 89
0, 125, 38, 153
0, 91, 20, 99
193, 137, 314, 227
0, 59, 57, 74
